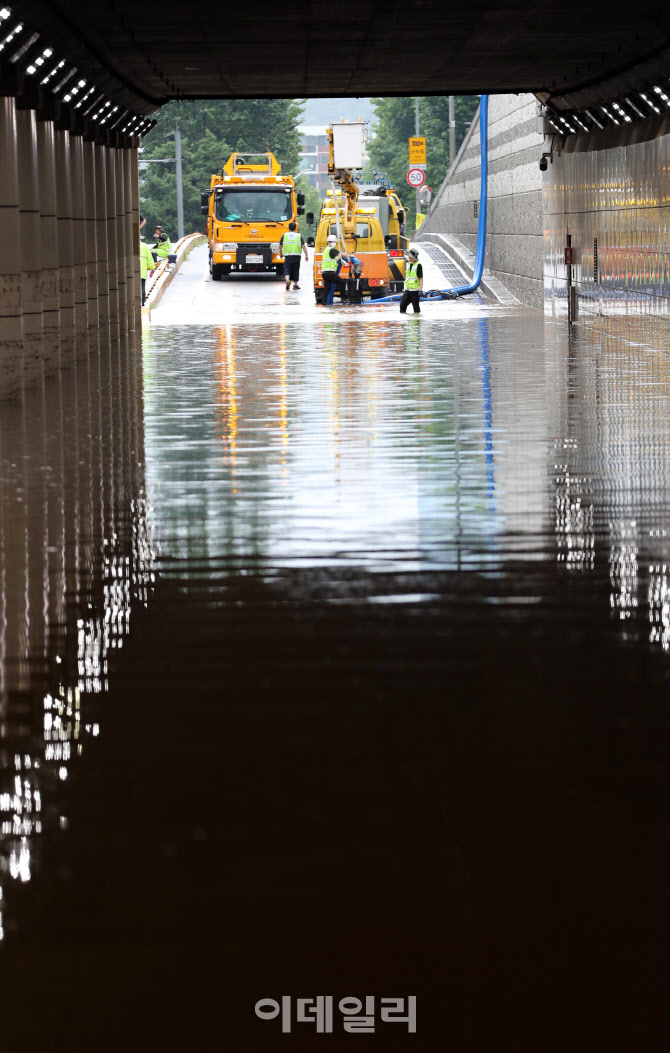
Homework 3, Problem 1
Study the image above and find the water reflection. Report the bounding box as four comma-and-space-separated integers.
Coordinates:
0, 339, 153, 941
143, 303, 670, 653
551, 320, 670, 651
145, 315, 537, 576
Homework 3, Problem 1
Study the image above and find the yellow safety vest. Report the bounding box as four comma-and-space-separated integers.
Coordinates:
321, 246, 338, 272
405, 261, 421, 290
154, 236, 172, 259
140, 242, 154, 279
282, 231, 302, 254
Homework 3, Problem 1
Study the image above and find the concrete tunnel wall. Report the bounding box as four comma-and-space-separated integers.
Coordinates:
0, 96, 141, 400
418, 95, 545, 309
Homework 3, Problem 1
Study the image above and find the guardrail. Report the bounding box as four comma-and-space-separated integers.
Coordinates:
142, 233, 206, 314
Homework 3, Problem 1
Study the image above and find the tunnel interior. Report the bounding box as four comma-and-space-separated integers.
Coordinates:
3, 4, 670, 1049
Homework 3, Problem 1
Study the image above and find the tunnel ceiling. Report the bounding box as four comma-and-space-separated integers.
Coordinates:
12, 1, 670, 116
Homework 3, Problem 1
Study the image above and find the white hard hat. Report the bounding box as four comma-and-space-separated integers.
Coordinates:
326, 234, 337, 243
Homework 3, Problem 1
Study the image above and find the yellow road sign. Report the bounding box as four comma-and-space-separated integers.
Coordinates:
409, 137, 426, 164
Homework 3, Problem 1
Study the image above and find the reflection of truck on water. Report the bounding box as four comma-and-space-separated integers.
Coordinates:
201, 152, 304, 280
309, 122, 403, 304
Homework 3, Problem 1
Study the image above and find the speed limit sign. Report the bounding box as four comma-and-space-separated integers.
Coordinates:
407, 167, 426, 188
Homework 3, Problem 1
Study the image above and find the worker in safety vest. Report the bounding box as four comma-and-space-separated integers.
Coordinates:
279, 221, 309, 291
140, 240, 155, 306
399, 246, 423, 314
151, 225, 172, 263
321, 234, 349, 305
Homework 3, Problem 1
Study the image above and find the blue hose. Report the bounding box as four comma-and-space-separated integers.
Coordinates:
367, 94, 489, 305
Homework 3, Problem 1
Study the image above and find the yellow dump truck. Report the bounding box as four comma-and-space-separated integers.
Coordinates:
201, 152, 305, 280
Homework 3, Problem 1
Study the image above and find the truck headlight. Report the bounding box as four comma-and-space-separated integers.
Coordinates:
271, 243, 281, 254
223, 242, 237, 250
214, 242, 224, 251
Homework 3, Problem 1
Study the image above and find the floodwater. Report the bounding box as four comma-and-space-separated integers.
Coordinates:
1, 245, 670, 1050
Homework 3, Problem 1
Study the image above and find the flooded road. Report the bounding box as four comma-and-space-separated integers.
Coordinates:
2, 245, 670, 1050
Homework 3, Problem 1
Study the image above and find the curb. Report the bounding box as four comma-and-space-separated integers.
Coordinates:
415, 231, 520, 305
142, 234, 206, 318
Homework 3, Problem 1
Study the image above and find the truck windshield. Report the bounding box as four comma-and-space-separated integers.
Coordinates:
215, 189, 292, 222
329, 222, 371, 239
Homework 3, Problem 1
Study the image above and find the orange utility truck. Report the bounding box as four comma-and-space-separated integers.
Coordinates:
307, 123, 398, 303
202, 152, 305, 280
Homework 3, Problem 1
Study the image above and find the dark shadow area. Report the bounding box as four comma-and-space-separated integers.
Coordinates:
2, 560, 670, 1050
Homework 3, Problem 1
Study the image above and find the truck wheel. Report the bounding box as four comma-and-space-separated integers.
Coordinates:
315, 290, 323, 305
211, 263, 223, 281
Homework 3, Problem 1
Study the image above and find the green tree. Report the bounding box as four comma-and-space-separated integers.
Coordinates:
368, 96, 479, 231
368, 97, 416, 220
140, 99, 304, 238
421, 96, 480, 183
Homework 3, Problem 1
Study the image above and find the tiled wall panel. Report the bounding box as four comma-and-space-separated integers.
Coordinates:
545, 131, 670, 333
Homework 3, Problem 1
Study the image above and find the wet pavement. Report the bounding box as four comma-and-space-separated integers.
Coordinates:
1, 246, 670, 1050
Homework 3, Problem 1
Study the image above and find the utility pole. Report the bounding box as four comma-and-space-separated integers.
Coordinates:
415, 96, 420, 219
139, 126, 185, 240
448, 96, 456, 167
174, 126, 184, 240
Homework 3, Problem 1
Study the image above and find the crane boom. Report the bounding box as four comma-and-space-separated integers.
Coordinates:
325, 123, 367, 250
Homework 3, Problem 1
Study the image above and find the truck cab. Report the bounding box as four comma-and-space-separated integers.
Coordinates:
202, 152, 305, 280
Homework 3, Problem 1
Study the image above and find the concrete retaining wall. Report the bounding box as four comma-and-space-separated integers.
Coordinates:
417, 95, 544, 309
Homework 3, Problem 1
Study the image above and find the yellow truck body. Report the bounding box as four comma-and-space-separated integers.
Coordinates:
317, 186, 407, 294
355, 185, 409, 250
308, 121, 404, 302
313, 203, 390, 304
201, 152, 305, 280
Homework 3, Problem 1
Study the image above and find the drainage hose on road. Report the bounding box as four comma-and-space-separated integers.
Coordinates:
365, 94, 489, 305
